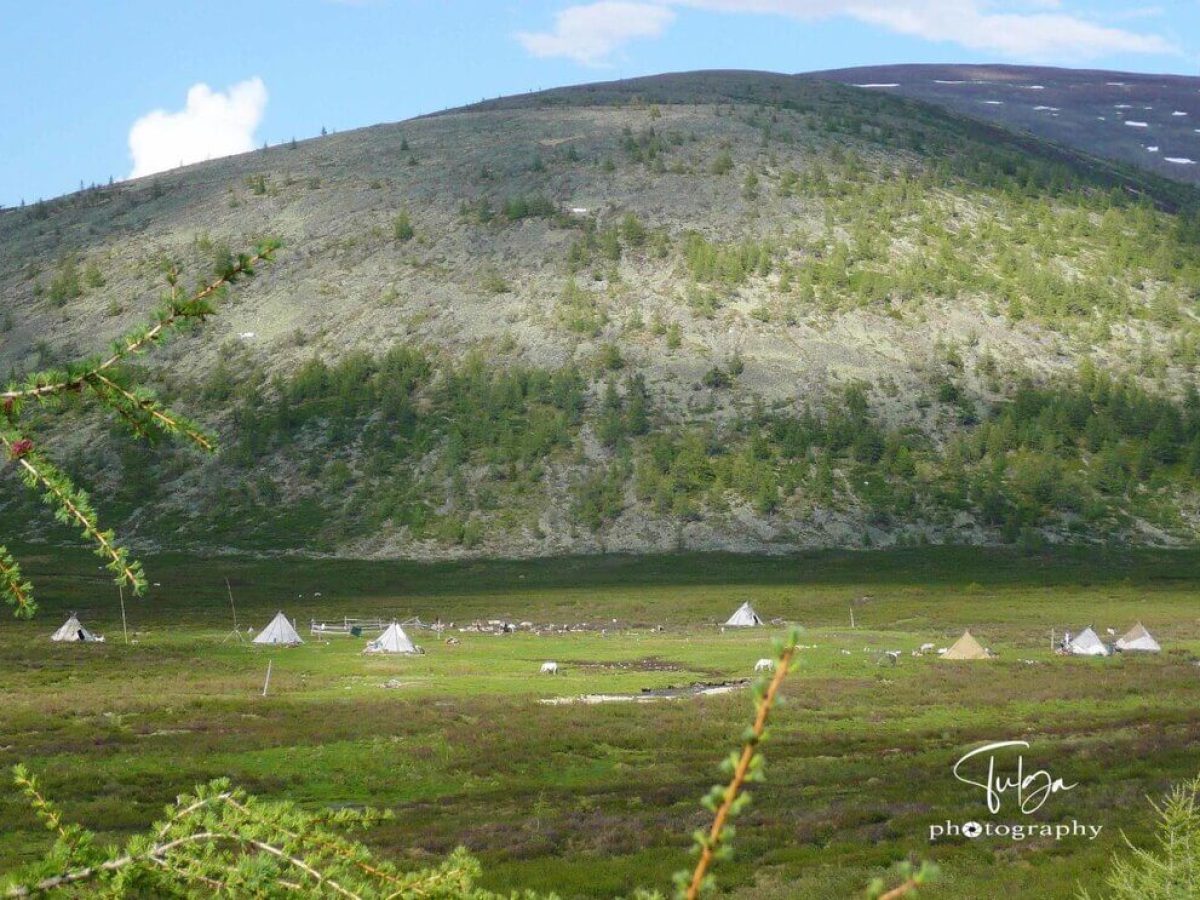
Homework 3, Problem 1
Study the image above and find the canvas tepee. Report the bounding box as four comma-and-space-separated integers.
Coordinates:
364, 622, 418, 654
252, 611, 303, 645
1115, 622, 1161, 653
725, 602, 764, 627
1067, 627, 1110, 657
941, 629, 992, 660
50, 613, 99, 642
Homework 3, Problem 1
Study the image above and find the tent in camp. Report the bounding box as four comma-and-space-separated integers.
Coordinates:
253, 611, 303, 645
1067, 627, 1109, 657
725, 602, 764, 627
50, 613, 100, 642
1115, 622, 1161, 653
941, 630, 992, 660
364, 622, 418, 654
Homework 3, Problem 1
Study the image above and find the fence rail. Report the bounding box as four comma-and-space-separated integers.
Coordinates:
309, 616, 429, 636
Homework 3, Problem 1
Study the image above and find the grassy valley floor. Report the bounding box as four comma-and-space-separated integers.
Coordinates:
1, 545, 1198, 898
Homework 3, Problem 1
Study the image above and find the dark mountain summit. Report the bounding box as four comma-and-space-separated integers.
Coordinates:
810, 63, 1200, 184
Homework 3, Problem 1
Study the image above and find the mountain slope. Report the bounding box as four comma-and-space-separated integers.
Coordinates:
2, 71, 1200, 558
809, 64, 1200, 185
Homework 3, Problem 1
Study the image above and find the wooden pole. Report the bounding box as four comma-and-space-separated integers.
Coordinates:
118, 584, 129, 645
849, 605, 855, 629
226, 577, 238, 629
262, 659, 273, 697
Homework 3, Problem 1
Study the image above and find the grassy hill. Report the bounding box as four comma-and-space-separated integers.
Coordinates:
3, 71, 1200, 559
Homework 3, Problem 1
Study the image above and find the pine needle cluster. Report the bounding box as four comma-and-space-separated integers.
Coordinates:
0, 240, 280, 617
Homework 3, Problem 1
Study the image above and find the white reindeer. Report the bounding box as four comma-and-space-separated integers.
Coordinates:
540, 661, 559, 675
754, 658, 775, 673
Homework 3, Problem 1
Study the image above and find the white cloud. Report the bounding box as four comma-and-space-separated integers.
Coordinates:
516, 1, 1176, 64
671, 1, 1177, 59
853, 3, 1175, 57
128, 77, 268, 179
516, 2, 676, 66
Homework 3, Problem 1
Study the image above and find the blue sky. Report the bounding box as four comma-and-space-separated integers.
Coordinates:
1, 0, 1196, 207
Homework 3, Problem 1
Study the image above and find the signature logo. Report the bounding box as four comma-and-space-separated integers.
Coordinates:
953, 740, 1077, 814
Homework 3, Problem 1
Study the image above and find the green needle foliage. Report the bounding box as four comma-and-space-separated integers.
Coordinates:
4, 767, 546, 899
1083, 775, 1200, 900
0, 240, 280, 618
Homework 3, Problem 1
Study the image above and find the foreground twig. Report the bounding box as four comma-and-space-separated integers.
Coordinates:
0, 240, 278, 617
681, 629, 799, 900
1, 248, 275, 404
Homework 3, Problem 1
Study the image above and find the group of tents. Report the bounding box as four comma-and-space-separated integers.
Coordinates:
720, 603, 1163, 661
1059, 623, 1161, 657
48, 610, 421, 655
723, 605, 997, 661
47, 603, 1166, 662
252, 612, 419, 653
895, 622, 1162, 660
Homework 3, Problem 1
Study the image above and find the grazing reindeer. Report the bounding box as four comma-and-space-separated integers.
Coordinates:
540, 661, 559, 675
754, 658, 775, 672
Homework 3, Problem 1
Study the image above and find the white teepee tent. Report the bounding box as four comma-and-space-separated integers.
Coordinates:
50, 613, 99, 642
1115, 622, 1161, 653
725, 602, 764, 627
364, 622, 418, 654
1067, 627, 1110, 657
253, 611, 303, 645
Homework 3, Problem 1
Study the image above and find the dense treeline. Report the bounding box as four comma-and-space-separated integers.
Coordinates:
216, 348, 587, 546
6, 345, 1199, 552
951, 366, 1200, 536
182, 346, 1200, 549
632, 369, 1200, 542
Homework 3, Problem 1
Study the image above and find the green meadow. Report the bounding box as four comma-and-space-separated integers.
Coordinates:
2, 545, 1199, 898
